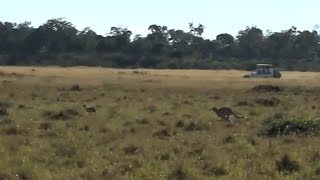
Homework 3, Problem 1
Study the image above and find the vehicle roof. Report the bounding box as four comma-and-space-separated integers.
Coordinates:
256, 64, 273, 66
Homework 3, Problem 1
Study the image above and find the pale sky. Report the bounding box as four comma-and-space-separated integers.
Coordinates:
1, 0, 319, 39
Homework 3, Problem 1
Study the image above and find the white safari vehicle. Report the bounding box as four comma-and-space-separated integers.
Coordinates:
243, 64, 281, 78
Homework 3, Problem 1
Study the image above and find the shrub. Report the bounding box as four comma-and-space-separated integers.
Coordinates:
276, 154, 300, 174
123, 145, 139, 155
3, 126, 28, 135
70, 84, 82, 91
175, 120, 185, 128
169, 166, 188, 180
264, 119, 320, 137
255, 97, 280, 106
42, 109, 79, 121
203, 166, 228, 176
153, 129, 171, 139
252, 85, 281, 93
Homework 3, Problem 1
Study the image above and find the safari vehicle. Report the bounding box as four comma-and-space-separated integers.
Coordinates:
243, 64, 281, 78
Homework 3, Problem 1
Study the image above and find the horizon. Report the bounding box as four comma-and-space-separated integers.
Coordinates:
1, 0, 320, 39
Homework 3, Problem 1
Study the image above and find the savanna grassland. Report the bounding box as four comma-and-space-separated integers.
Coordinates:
1, 66, 320, 180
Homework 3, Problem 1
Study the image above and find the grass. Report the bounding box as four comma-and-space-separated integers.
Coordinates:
0, 66, 319, 179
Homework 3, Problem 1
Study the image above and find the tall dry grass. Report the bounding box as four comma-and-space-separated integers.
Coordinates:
0, 66, 318, 179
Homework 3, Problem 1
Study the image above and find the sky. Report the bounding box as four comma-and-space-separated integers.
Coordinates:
1, 0, 319, 39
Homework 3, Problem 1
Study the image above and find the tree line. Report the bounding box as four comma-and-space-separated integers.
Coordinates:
1, 18, 320, 71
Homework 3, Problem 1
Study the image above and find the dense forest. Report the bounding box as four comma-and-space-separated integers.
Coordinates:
1, 18, 320, 71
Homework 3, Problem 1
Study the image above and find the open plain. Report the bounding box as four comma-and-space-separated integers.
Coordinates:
0, 66, 320, 179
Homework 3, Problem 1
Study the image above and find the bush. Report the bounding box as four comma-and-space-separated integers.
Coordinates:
254, 97, 280, 106
169, 166, 188, 180
70, 84, 81, 91
276, 154, 300, 174
264, 119, 320, 137
252, 85, 281, 93
42, 109, 79, 121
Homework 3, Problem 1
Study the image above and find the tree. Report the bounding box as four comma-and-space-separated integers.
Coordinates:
147, 24, 168, 43
37, 18, 79, 53
146, 24, 169, 54
216, 33, 234, 46
1, 18, 320, 70
189, 23, 205, 37
0, 22, 16, 53
0, 21, 34, 64
107, 27, 132, 51
79, 27, 97, 52
293, 30, 318, 59
167, 29, 193, 57
215, 33, 236, 58
264, 26, 297, 59
237, 26, 264, 58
